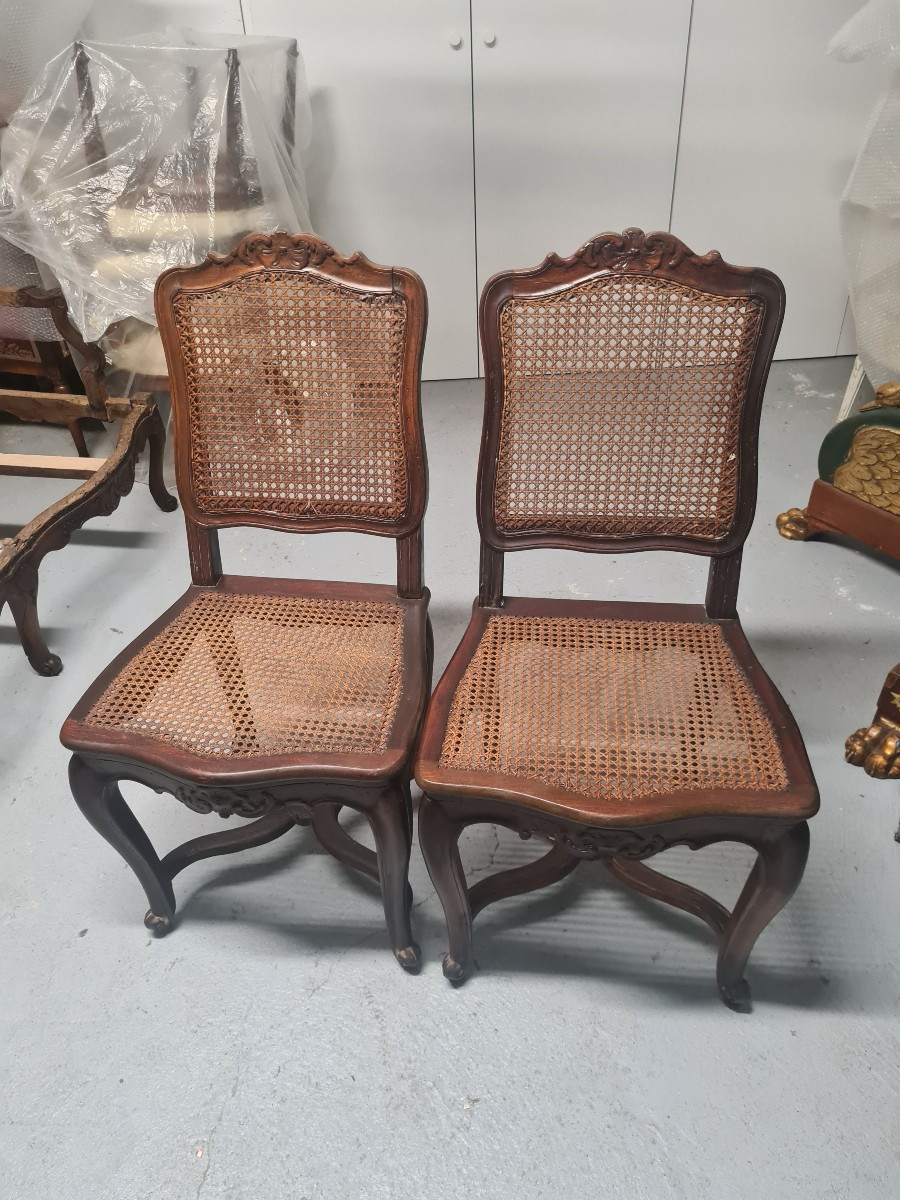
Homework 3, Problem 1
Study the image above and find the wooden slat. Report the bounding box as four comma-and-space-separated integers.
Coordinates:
0, 453, 107, 479
0, 389, 133, 422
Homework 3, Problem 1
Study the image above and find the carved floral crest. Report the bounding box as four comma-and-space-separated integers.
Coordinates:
573, 227, 723, 274
210, 231, 338, 270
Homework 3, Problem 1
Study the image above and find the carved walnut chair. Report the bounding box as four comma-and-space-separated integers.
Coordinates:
61, 232, 430, 970
415, 229, 818, 1010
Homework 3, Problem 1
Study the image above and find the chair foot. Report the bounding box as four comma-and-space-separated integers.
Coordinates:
719, 976, 752, 1013
69, 755, 176, 926
395, 943, 422, 972
144, 908, 173, 934
442, 953, 470, 984
716, 822, 810, 1011
419, 794, 474, 983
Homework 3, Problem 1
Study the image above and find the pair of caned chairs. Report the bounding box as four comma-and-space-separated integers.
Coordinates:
60, 229, 818, 1011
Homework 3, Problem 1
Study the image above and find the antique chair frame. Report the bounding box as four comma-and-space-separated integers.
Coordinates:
0, 283, 174, 675
61, 232, 431, 970
415, 229, 818, 1010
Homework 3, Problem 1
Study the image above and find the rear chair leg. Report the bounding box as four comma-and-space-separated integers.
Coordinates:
145, 404, 178, 513
418, 794, 473, 982
69, 755, 175, 932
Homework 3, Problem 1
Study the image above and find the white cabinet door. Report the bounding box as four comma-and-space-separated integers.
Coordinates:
472, 0, 693, 306
244, 1, 478, 380
670, 1, 883, 361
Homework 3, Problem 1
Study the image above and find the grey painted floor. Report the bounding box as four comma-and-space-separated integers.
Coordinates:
1, 357, 899, 1199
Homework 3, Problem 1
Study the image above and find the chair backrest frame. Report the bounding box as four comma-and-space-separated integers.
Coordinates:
154, 231, 429, 598
475, 228, 785, 617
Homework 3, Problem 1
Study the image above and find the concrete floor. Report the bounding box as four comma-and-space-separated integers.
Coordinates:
1, 357, 899, 1199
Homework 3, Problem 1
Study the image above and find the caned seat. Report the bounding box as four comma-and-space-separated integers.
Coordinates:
417, 600, 813, 826
63, 579, 428, 783
415, 229, 818, 1010
62, 232, 431, 970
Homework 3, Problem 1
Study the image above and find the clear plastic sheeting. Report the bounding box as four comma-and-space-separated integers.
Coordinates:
830, 0, 900, 385
0, 31, 313, 344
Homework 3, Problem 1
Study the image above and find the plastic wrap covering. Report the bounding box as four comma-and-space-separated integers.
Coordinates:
830, 0, 900, 385
0, 0, 95, 123
0, 32, 313, 346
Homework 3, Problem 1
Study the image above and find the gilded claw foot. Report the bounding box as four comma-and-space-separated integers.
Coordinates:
776, 507, 810, 540
845, 722, 900, 778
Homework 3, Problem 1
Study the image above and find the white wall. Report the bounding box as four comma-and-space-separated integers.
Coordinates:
247, 1, 479, 381
670, 0, 882, 361
471, 1, 692, 295
83, 0, 246, 39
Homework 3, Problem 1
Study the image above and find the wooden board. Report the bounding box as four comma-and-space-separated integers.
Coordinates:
0, 453, 107, 479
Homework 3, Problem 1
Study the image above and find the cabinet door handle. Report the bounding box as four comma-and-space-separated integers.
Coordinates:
449, 32, 463, 49
483, 29, 497, 47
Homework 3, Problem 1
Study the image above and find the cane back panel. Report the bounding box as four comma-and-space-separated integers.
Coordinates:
484, 237, 774, 546
158, 236, 424, 532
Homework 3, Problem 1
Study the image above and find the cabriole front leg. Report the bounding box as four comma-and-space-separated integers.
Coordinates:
365, 784, 420, 972
717, 822, 810, 1011
68, 755, 176, 932
418, 794, 473, 982
6, 572, 61, 676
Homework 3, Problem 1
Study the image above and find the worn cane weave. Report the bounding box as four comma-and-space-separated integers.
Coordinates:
438, 615, 788, 803
171, 270, 409, 522
85, 592, 405, 758
493, 275, 764, 540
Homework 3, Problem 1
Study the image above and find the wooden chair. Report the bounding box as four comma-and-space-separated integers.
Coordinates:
61, 232, 431, 970
415, 228, 818, 1010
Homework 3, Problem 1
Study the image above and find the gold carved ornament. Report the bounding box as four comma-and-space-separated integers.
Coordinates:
832, 426, 900, 517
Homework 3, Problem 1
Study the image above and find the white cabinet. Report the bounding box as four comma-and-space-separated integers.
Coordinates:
245, 1, 479, 380
471, 0, 693, 304
670, 0, 882, 361
204, 3, 876, 374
